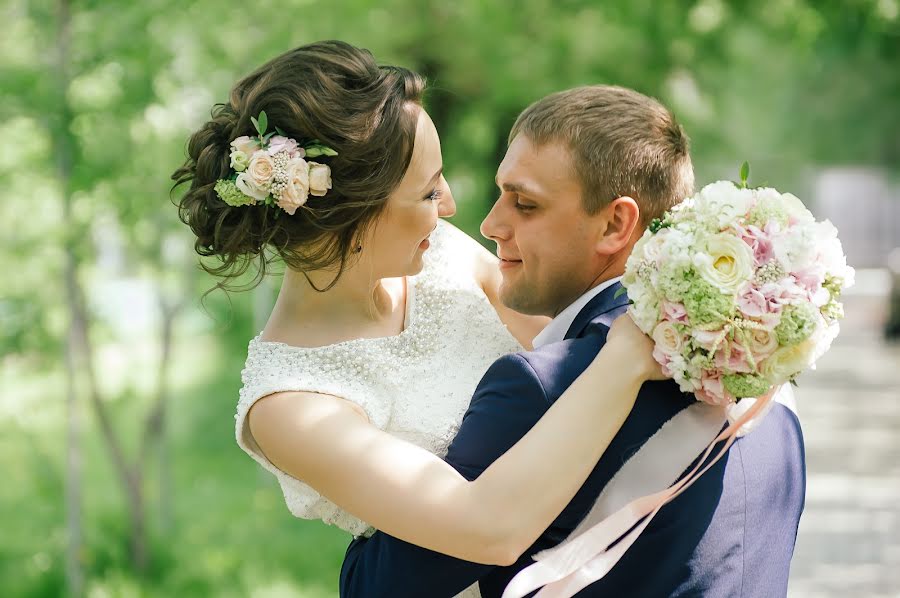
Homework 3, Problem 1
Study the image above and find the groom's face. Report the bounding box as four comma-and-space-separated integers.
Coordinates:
481, 134, 608, 317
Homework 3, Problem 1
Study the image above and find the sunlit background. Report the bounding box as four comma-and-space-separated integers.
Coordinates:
3, 0, 899, 596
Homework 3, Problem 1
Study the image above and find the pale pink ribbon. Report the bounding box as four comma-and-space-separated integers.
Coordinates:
502, 387, 778, 598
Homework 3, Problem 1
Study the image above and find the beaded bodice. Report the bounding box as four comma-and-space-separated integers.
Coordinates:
234, 220, 523, 538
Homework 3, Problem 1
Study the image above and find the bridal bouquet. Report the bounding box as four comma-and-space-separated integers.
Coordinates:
622, 168, 854, 407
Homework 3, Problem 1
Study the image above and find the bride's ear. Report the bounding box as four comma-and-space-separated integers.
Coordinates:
594, 196, 641, 255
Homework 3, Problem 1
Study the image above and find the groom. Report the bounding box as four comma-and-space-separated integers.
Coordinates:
340, 85, 805, 597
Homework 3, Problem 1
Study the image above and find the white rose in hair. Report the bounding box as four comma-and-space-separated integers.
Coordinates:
308, 162, 332, 197
248, 151, 276, 187
277, 157, 310, 215
235, 173, 268, 201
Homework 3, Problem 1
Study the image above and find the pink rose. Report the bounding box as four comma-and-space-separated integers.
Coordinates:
653, 345, 675, 377
695, 370, 731, 406
267, 135, 299, 156
714, 341, 755, 373
691, 328, 723, 351
661, 301, 689, 323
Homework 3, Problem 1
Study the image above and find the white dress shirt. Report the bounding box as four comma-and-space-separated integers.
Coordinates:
532, 276, 623, 349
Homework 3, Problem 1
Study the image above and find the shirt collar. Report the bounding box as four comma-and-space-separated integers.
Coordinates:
532, 276, 624, 349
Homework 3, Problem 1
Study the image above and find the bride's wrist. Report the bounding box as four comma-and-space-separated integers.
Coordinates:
593, 343, 649, 384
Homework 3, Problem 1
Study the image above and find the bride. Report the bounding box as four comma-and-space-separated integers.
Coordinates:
172, 40, 661, 587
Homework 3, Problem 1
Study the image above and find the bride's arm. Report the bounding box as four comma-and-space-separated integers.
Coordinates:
248, 315, 659, 566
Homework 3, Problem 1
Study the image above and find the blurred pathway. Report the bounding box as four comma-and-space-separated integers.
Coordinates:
788, 276, 900, 597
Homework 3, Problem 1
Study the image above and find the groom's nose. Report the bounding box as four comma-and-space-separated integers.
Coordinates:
480, 199, 509, 242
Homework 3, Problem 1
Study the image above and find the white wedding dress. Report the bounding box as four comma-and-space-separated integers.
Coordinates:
235, 220, 522, 597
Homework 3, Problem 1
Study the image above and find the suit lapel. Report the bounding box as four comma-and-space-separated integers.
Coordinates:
563, 281, 630, 341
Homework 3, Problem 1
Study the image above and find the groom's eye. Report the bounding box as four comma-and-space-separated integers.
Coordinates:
515, 202, 536, 212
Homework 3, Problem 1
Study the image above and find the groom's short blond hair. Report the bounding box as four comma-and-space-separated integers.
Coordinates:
509, 85, 694, 224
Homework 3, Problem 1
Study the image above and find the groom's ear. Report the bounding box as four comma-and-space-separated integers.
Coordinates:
594, 196, 641, 255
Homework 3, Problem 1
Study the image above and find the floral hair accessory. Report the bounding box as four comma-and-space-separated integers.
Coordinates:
214, 111, 337, 216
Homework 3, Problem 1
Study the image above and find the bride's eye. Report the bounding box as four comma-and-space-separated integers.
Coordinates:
425, 188, 443, 202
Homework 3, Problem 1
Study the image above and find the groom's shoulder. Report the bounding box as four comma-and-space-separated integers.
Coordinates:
503, 334, 607, 402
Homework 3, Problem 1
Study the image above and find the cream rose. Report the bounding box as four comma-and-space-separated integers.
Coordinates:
652, 321, 684, 356
235, 173, 268, 201
230, 136, 258, 156
247, 151, 275, 187
277, 157, 310, 215
760, 337, 816, 382
694, 233, 755, 294
308, 161, 332, 197
744, 326, 778, 359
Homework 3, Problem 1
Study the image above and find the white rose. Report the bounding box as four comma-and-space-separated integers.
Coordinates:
782, 192, 815, 224
652, 321, 684, 356
760, 337, 816, 382
697, 181, 753, 230
642, 231, 667, 264
694, 232, 755, 294
235, 173, 268, 201
631, 229, 655, 262
307, 161, 332, 197
248, 151, 275, 187
277, 157, 310, 215
230, 136, 258, 156
627, 303, 659, 335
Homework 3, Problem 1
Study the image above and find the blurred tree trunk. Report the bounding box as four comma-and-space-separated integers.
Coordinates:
56, 0, 84, 595
53, 0, 149, 576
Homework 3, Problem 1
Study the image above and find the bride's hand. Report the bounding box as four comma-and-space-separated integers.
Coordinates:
605, 312, 667, 382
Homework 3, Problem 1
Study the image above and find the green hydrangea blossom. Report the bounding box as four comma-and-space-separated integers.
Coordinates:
820, 299, 844, 322
746, 198, 789, 229
682, 277, 734, 326
214, 179, 256, 207
823, 275, 844, 297
658, 266, 697, 302
775, 302, 818, 346
723, 373, 771, 399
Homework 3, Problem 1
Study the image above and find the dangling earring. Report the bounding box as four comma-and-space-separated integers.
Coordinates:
353, 244, 363, 254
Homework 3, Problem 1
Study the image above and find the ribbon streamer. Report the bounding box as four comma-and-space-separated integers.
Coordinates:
502, 387, 777, 598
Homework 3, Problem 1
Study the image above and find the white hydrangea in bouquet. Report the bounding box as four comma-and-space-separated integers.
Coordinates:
622, 164, 855, 408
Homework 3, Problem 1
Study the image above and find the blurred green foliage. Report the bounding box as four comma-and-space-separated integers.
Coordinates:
2, 0, 897, 595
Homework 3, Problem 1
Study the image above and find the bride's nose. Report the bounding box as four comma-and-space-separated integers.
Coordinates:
438, 184, 456, 218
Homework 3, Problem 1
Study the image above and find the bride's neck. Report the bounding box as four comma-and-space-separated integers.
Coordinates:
274, 265, 396, 325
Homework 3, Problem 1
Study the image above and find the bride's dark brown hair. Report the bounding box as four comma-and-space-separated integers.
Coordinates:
172, 40, 426, 294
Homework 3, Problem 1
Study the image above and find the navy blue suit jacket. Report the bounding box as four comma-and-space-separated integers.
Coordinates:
340, 283, 806, 597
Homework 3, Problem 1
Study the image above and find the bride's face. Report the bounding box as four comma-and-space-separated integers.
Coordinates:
364, 108, 456, 277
